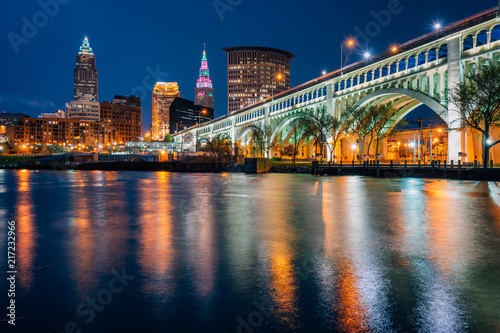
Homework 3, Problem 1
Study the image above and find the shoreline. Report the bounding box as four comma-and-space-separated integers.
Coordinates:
2, 161, 500, 180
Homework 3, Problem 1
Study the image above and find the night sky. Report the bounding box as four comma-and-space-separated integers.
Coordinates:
1, 0, 497, 133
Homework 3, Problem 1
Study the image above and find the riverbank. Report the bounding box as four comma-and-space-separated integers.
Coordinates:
3, 160, 500, 180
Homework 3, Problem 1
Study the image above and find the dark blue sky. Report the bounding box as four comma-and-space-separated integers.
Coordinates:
1, 0, 497, 132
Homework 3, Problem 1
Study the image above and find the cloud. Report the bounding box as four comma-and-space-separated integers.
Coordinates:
0, 92, 55, 110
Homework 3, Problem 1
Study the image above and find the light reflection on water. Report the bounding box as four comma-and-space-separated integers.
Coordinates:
0, 171, 499, 332
15, 170, 36, 291
138, 172, 176, 301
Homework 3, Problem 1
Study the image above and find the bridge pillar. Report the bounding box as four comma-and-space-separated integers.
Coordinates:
231, 121, 236, 156
447, 35, 464, 163
326, 83, 334, 162
428, 72, 434, 98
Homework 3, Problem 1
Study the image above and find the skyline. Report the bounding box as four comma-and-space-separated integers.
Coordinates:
1, 0, 498, 133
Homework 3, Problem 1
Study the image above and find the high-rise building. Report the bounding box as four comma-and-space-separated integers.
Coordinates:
74, 37, 98, 102
169, 97, 214, 134
152, 82, 181, 140
65, 100, 100, 122
195, 45, 214, 109
222, 46, 294, 114
100, 96, 142, 144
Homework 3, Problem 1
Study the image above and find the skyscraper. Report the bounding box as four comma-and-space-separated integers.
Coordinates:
222, 46, 294, 114
195, 45, 215, 109
152, 82, 181, 140
169, 97, 214, 134
74, 37, 98, 102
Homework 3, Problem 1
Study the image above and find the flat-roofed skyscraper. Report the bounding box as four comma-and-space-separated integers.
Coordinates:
74, 37, 98, 102
222, 46, 294, 114
152, 82, 181, 140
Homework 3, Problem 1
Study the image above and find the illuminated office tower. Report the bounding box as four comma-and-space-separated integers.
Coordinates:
195, 45, 215, 109
152, 82, 181, 140
74, 37, 98, 102
223, 46, 294, 114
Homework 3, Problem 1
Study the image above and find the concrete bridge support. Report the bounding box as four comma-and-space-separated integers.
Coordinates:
447, 36, 465, 163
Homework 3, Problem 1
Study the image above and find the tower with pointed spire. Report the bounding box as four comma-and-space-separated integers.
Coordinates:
74, 36, 98, 102
194, 45, 214, 109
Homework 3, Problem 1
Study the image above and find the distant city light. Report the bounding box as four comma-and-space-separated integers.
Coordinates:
391, 46, 398, 53
434, 22, 442, 30
364, 52, 371, 59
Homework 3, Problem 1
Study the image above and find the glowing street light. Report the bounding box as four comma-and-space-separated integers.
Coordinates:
341, 39, 355, 75
364, 52, 371, 59
272, 73, 283, 101
434, 22, 442, 30
391, 46, 398, 53
351, 144, 357, 163
199, 109, 207, 125
322, 70, 327, 75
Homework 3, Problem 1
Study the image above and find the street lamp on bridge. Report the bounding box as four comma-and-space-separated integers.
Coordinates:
271, 73, 283, 101
340, 39, 355, 75
199, 109, 207, 125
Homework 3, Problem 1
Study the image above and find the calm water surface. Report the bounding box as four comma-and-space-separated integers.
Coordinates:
1, 170, 500, 332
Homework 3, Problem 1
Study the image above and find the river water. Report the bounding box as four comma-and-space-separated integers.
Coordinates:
1, 170, 500, 332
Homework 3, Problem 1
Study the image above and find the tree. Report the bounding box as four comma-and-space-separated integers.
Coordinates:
369, 102, 404, 162
298, 106, 334, 162
330, 116, 345, 162
163, 133, 174, 143
344, 105, 373, 163
289, 120, 306, 164
280, 144, 297, 161
448, 64, 500, 168
201, 133, 233, 167
247, 123, 273, 158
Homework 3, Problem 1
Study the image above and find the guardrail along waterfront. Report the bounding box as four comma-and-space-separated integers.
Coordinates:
311, 160, 500, 180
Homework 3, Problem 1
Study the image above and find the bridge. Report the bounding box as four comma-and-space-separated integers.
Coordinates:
175, 7, 500, 163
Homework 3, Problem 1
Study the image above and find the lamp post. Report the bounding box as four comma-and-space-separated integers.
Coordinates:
351, 144, 357, 163
198, 109, 207, 125
341, 40, 354, 75
271, 73, 283, 101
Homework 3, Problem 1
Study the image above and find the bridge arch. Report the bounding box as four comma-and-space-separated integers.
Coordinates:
351, 88, 448, 126
269, 112, 307, 145
236, 125, 259, 143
